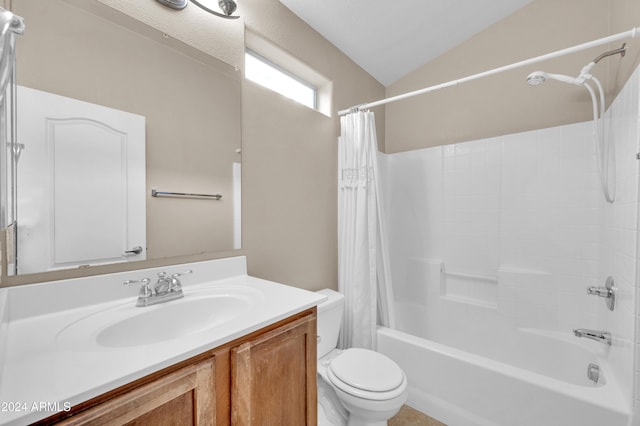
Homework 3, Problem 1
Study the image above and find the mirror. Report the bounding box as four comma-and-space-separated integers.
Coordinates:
9, 0, 242, 276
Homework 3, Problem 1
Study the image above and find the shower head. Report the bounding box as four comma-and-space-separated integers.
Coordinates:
526, 71, 582, 86
526, 71, 547, 86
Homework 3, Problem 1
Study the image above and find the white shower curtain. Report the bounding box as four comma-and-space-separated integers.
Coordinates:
338, 110, 394, 350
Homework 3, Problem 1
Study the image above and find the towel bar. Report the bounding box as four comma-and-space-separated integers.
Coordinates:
151, 189, 222, 200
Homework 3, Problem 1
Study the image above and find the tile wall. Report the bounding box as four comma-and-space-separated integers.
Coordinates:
382, 65, 640, 412
598, 64, 639, 414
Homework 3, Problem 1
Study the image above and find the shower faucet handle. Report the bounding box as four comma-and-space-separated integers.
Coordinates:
587, 286, 613, 297
586, 276, 615, 311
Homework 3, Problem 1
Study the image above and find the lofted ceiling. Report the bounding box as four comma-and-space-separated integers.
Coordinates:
278, 0, 533, 86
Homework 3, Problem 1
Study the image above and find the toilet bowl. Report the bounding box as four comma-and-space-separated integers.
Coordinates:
316, 289, 408, 426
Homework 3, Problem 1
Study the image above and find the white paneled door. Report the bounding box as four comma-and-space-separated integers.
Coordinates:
17, 86, 145, 274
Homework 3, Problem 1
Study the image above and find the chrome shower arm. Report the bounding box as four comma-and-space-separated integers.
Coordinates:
593, 43, 626, 63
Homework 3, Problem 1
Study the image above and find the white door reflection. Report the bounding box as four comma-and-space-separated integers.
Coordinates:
17, 86, 145, 273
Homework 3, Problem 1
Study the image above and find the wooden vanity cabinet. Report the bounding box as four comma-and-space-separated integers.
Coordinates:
230, 310, 317, 425
56, 358, 216, 425
38, 309, 317, 426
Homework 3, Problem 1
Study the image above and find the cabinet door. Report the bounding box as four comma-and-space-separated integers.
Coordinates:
58, 359, 215, 426
231, 313, 317, 426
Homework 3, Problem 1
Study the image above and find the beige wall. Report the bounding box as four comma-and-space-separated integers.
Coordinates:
240, 0, 385, 290
96, 0, 243, 67
610, 0, 640, 89
90, 0, 386, 292
385, 0, 640, 153
2, 0, 384, 289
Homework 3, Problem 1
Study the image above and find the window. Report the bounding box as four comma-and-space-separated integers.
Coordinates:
245, 49, 317, 110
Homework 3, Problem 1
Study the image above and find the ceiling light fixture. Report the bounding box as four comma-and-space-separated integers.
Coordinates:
156, 0, 239, 19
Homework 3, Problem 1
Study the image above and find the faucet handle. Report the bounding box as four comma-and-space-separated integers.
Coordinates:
586, 276, 616, 311
587, 286, 612, 297
123, 277, 153, 297
171, 270, 192, 279
168, 270, 192, 292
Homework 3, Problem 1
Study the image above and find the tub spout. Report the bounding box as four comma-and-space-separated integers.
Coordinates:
573, 329, 611, 345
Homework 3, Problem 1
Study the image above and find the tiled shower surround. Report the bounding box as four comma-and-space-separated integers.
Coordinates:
381, 65, 640, 414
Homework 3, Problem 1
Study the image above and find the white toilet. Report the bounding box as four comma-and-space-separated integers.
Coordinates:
316, 289, 408, 426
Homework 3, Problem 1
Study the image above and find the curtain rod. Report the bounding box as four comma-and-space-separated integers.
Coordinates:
338, 26, 640, 116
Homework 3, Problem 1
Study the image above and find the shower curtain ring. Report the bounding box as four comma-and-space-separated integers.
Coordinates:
346, 103, 370, 114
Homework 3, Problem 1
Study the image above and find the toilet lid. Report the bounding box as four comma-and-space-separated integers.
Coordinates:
328, 348, 404, 392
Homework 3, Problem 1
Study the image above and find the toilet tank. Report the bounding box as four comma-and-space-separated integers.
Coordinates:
316, 289, 344, 358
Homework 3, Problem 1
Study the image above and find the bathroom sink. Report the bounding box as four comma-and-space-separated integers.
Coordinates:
97, 294, 251, 347
56, 286, 263, 349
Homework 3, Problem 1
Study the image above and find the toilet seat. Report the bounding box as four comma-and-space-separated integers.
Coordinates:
327, 348, 407, 401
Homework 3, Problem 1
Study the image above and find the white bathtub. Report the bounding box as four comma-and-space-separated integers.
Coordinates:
377, 327, 631, 426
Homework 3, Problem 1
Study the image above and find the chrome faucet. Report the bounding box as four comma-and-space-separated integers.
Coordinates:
573, 329, 612, 345
154, 272, 174, 294
124, 270, 192, 307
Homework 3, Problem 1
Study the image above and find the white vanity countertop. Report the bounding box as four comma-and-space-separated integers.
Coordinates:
0, 256, 326, 425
